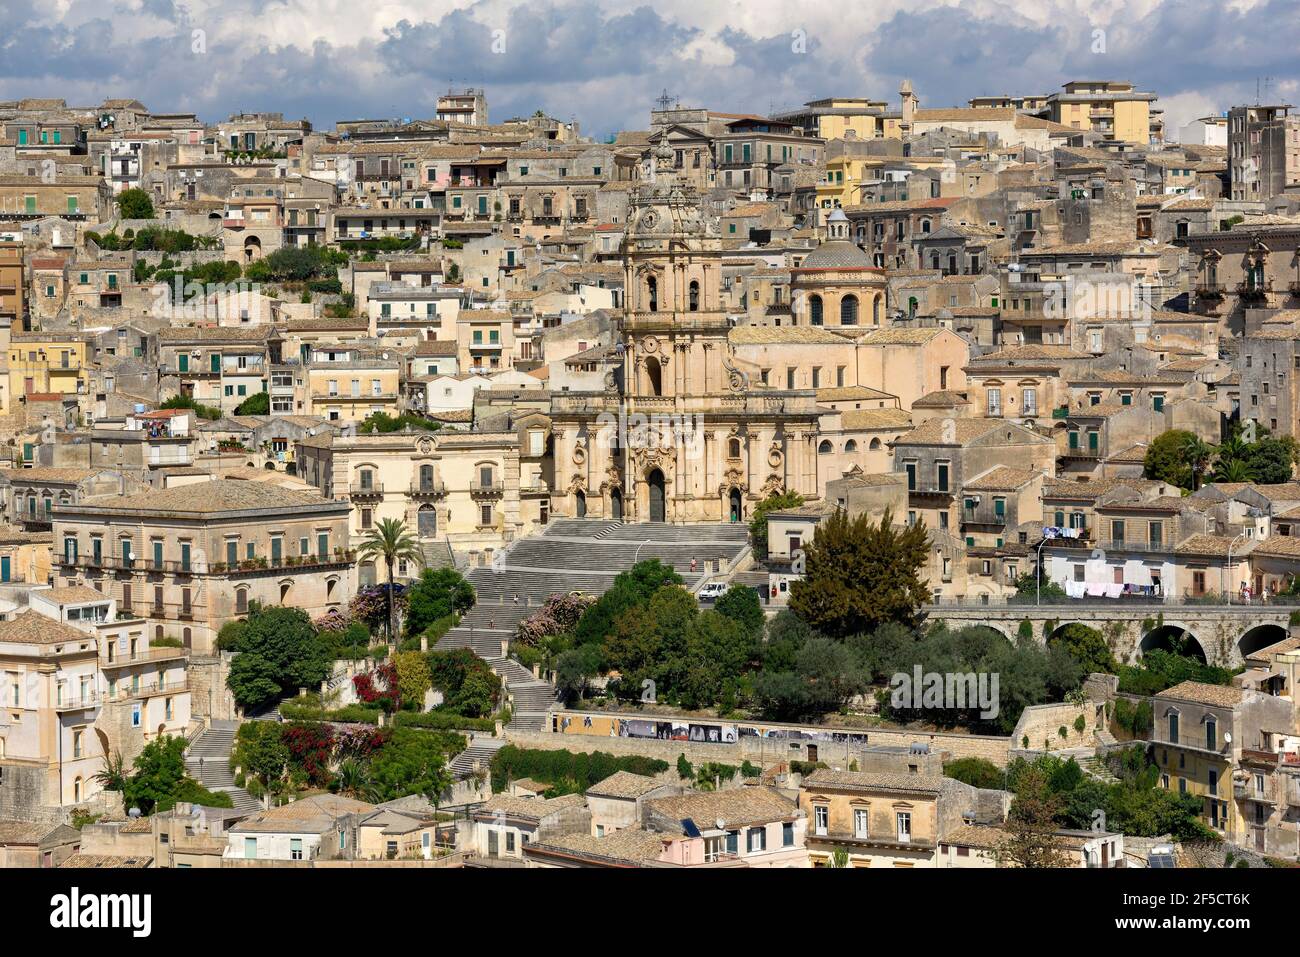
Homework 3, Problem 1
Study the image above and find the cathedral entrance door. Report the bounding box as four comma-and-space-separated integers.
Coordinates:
610, 487, 624, 521
648, 469, 666, 523
729, 488, 743, 523
418, 505, 437, 538
575, 490, 587, 518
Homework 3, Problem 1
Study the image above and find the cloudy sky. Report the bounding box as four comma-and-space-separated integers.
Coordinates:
3, 0, 1299, 140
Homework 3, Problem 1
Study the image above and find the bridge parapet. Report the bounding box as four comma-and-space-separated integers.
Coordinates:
923, 602, 1294, 669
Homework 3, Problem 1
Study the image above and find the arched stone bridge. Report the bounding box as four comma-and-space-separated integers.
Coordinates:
922, 602, 1296, 669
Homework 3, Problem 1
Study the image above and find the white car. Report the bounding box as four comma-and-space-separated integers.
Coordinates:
697, 581, 728, 601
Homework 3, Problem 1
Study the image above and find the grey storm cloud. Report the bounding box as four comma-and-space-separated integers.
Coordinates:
0, 0, 1297, 137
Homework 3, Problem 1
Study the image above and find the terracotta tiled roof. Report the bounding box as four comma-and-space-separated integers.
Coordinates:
1156, 680, 1243, 708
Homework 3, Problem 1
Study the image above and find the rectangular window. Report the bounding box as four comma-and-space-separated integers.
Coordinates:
747, 827, 766, 853
854, 808, 868, 838
814, 806, 828, 836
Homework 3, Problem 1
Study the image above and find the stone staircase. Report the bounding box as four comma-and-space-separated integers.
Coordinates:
434, 520, 753, 761
1080, 754, 1121, 785
184, 721, 261, 814
448, 737, 507, 778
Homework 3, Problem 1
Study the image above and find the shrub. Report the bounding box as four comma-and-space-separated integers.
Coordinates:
488, 746, 669, 795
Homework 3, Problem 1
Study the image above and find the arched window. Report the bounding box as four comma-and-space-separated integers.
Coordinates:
646, 358, 663, 397
73, 777, 82, 803
818, 440, 834, 454
948, 254, 958, 275
840, 295, 858, 326
844, 440, 858, 452
647, 275, 658, 312
155, 625, 164, 642
921, 219, 932, 234
689, 280, 700, 312
869, 438, 882, 450
873, 296, 882, 325
809, 294, 823, 325
930, 251, 941, 270
182, 627, 191, 648
728, 437, 742, 458
235, 587, 249, 615
420, 464, 434, 488
280, 581, 292, 602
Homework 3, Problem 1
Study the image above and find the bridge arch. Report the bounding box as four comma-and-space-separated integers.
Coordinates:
1238, 622, 1290, 661
1139, 622, 1209, 663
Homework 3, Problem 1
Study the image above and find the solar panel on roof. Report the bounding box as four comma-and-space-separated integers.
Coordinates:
681, 818, 701, 838
1148, 854, 1175, 868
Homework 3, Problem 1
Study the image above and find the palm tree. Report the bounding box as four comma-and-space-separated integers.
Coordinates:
1182, 436, 1216, 491
357, 518, 423, 644
1213, 456, 1252, 483
93, 751, 128, 792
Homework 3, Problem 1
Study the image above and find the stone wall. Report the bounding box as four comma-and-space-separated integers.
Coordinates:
1011, 700, 1097, 753
507, 722, 1012, 768
188, 654, 237, 721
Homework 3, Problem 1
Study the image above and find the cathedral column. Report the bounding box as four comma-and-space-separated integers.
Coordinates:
784, 431, 800, 493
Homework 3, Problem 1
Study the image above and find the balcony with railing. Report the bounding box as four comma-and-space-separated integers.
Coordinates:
1236, 281, 1272, 301
409, 480, 447, 499
102, 647, 187, 668
470, 480, 505, 498
214, 549, 356, 577
53, 692, 100, 712
106, 677, 188, 702
349, 482, 385, 501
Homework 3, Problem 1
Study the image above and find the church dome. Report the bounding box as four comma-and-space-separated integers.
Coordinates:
797, 239, 875, 270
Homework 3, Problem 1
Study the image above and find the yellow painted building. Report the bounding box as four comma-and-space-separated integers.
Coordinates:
1046, 81, 1156, 144
816, 157, 884, 209
305, 361, 402, 424
7, 334, 90, 413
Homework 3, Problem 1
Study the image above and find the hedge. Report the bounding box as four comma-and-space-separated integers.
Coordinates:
489, 745, 668, 794
393, 710, 496, 733
277, 700, 382, 725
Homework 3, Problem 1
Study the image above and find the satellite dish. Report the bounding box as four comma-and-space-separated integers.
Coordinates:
1223, 732, 1232, 744
715, 817, 726, 831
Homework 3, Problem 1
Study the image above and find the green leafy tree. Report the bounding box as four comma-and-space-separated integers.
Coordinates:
748, 490, 804, 559
404, 566, 475, 637
232, 722, 290, 791
359, 411, 441, 434
995, 764, 1072, 868
788, 508, 929, 639
572, 560, 682, 647
366, 728, 455, 803
943, 757, 1005, 789
225, 603, 333, 709
714, 584, 765, 637
1144, 430, 1214, 491
115, 188, 155, 220
124, 737, 231, 814
358, 518, 424, 641
234, 391, 270, 415
393, 651, 433, 707
1049, 623, 1118, 674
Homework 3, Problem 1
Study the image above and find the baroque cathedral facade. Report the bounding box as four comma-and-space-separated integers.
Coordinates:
549, 138, 823, 525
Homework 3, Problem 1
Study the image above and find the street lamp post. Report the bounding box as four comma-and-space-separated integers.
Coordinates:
1226, 532, 1247, 605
